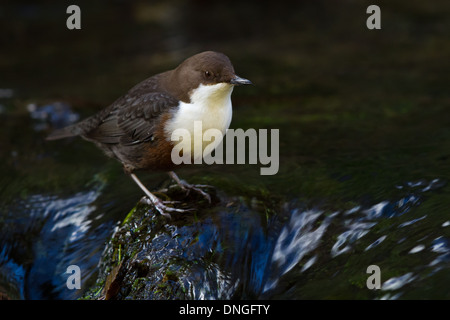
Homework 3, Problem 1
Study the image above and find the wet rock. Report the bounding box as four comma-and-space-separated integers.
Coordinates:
82, 186, 282, 300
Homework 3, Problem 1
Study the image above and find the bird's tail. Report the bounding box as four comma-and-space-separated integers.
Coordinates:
46, 123, 84, 140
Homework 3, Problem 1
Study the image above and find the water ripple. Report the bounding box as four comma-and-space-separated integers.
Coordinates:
381, 273, 416, 291
0, 181, 112, 299
264, 209, 337, 292
259, 178, 448, 298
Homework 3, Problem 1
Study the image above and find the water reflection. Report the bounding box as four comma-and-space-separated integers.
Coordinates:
364, 235, 387, 251
381, 273, 416, 291
429, 237, 450, 268
0, 181, 116, 299
264, 208, 337, 292
259, 178, 449, 299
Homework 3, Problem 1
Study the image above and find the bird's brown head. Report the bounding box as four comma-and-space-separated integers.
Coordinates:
167, 51, 251, 103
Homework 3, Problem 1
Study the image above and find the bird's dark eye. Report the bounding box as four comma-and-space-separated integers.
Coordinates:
204, 70, 212, 78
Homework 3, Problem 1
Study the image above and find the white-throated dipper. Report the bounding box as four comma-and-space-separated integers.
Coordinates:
47, 51, 252, 217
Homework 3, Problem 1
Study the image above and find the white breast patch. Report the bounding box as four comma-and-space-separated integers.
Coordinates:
165, 83, 234, 159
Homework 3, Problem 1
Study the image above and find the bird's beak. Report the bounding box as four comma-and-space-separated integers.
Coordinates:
230, 75, 252, 85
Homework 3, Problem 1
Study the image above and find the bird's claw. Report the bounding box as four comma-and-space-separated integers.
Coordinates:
178, 183, 213, 203
140, 196, 194, 218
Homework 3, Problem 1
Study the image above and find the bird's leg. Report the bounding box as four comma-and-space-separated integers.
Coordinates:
129, 173, 189, 218
168, 171, 212, 203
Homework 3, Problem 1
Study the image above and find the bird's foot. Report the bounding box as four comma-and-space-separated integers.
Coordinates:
167, 171, 213, 203
176, 181, 213, 203
139, 196, 193, 218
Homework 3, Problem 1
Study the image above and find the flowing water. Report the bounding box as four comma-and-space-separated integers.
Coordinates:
0, 1, 449, 299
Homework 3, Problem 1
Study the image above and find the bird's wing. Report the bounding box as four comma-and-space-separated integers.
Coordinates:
84, 92, 179, 145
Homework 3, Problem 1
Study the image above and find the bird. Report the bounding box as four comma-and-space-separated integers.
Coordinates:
47, 51, 252, 217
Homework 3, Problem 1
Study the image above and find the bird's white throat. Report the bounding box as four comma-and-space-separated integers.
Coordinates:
165, 83, 233, 156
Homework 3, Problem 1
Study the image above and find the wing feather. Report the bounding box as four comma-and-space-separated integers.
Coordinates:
84, 92, 178, 145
